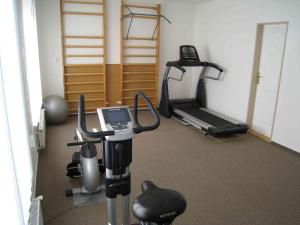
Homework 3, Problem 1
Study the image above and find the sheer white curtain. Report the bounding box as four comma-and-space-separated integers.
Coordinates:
0, 69, 25, 225
0, 0, 42, 224
21, 0, 43, 126
21, 0, 43, 197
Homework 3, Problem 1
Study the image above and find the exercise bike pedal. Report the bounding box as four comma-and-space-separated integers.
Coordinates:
66, 162, 81, 178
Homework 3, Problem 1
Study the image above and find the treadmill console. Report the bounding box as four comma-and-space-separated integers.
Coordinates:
97, 106, 134, 141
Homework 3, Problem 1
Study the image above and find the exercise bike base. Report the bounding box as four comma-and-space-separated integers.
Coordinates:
66, 186, 107, 206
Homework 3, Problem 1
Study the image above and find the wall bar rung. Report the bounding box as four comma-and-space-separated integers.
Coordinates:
64, 72, 104, 76
123, 37, 157, 41
64, 1, 103, 5
123, 63, 155, 66
64, 35, 103, 39
123, 80, 155, 83
124, 46, 156, 49
123, 71, 155, 74
65, 54, 104, 57
123, 15, 158, 20
124, 4, 157, 10
67, 98, 104, 102
65, 90, 104, 94
65, 63, 104, 66
64, 45, 103, 48
63, 11, 103, 16
123, 54, 156, 58
123, 96, 155, 100
123, 88, 155, 91
65, 81, 104, 85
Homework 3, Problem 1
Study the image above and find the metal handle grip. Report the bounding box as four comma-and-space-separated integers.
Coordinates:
132, 92, 160, 134
67, 139, 102, 147
166, 61, 186, 73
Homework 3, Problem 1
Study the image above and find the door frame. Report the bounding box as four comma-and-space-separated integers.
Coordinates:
247, 21, 289, 141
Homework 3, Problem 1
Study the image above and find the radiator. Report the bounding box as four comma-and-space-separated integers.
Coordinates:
28, 196, 43, 225
28, 108, 46, 225
38, 108, 46, 150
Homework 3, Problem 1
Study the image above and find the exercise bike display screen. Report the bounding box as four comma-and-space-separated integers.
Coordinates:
102, 108, 131, 123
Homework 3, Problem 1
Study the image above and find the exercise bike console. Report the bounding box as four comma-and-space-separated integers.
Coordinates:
97, 106, 135, 141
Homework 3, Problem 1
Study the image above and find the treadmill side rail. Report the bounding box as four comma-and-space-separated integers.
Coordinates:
173, 109, 211, 130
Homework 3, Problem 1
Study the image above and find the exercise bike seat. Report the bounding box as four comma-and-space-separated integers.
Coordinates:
132, 180, 187, 224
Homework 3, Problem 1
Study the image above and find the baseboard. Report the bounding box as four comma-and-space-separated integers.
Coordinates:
271, 141, 300, 156
248, 129, 271, 142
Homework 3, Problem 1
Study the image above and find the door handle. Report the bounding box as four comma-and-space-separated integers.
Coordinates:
256, 72, 263, 84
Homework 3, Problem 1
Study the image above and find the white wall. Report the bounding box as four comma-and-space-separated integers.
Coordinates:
106, 0, 121, 64
194, 0, 300, 152
36, 0, 64, 97
160, 1, 196, 99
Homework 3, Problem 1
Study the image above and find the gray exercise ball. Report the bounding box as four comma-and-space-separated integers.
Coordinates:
43, 95, 69, 125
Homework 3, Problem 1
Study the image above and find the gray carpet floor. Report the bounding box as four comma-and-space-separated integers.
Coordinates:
37, 112, 300, 225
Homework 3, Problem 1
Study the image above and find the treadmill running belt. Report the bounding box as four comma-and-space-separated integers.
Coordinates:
180, 108, 234, 127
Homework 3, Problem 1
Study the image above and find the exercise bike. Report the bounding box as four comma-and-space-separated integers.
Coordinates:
68, 92, 187, 225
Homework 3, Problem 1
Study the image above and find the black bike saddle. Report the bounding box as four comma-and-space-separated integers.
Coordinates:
132, 180, 187, 224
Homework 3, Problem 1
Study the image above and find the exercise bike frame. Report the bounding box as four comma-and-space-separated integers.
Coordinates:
77, 92, 160, 225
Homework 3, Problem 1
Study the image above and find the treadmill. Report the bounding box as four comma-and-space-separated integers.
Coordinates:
158, 45, 248, 137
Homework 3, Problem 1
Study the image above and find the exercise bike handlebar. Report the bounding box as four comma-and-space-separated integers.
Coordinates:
78, 94, 115, 139
133, 92, 160, 134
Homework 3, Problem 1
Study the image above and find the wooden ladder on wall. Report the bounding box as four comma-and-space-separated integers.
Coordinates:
60, 0, 106, 113
120, 1, 161, 109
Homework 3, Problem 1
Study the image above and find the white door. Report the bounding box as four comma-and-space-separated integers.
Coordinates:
252, 24, 287, 138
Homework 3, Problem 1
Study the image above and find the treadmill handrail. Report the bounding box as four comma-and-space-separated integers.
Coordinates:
164, 61, 223, 82
165, 61, 223, 74
166, 61, 186, 73
201, 62, 223, 73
